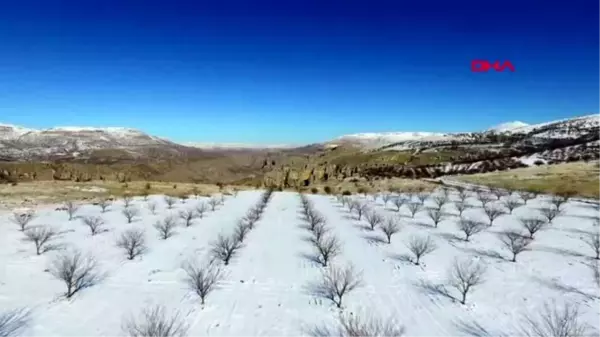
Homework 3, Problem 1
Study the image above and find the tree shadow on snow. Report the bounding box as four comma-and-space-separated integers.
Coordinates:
453, 318, 508, 337
410, 221, 435, 229
434, 232, 463, 244
455, 246, 507, 262
361, 233, 387, 246
297, 251, 325, 267
568, 213, 600, 222
352, 223, 373, 231
413, 279, 458, 303
533, 245, 586, 258
388, 252, 414, 265
530, 275, 599, 301
342, 214, 357, 221
556, 227, 597, 236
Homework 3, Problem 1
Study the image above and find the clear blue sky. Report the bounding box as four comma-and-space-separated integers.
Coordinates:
0, 0, 597, 144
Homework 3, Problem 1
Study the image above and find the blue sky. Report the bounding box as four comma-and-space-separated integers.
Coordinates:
0, 0, 597, 144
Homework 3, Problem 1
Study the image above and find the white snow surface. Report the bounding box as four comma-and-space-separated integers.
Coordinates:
487, 121, 529, 132
0, 190, 599, 336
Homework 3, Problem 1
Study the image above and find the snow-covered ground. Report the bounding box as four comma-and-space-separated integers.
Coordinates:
0, 189, 599, 336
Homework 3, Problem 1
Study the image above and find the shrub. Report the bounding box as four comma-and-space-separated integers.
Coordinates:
311, 187, 319, 194
122, 305, 189, 337
49, 249, 101, 298
323, 186, 332, 194
342, 190, 352, 196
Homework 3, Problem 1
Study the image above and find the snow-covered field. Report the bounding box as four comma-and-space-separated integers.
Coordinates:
0, 188, 599, 336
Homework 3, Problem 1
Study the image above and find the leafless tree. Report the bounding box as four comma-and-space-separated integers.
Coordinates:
483, 205, 506, 226
520, 217, 547, 239
122, 305, 189, 337
65, 201, 79, 221
208, 197, 219, 211
313, 235, 341, 267
539, 207, 561, 224
182, 259, 222, 305
98, 199, 110, 213
123, 194, 134, 208
448, 258, 486, 304
234, 220, 251, 243
499, 231, 531, 262
122, 207, 140, 224
116, 228, 147, 260
520, 300, 592, 337
457, 188, 469, 203
381, 193, 392, 207
431, 195, 448, 210
310, 264, 363, 308
583, 232, 600, 260
416, 192, 429, 205
347, 200, 357, 213
311, 222, 330, 243
24, 225, 58, 255
194, 202, 208, 219
549, 195, 569, 211
457, 218, 486, 242
392, 197, 406, 212
365, 211, 383, 230
490, 187, 507, 200
380, 217, 401, 243
154, 217, 177, 240
177, 209, 196, 227
476, 193, 494, 207
407, 235, 436, 265
0, 308, 31, 337
164, 196, 177, 209
219, 194, 226, 205
11, 211, 35, 232
307, 211, 326, 231
407, 202, 422, 218
502, 198, 523, 214
81, 216, 106, 236
354, 202, 368, 221
519, 191, 538, 204
49, 248, 101, 298
147, 201, 157, 215
211, 234, 241, 266
309, 311, 405, 337
426, 208, 445, 228
454, 201, 470, 217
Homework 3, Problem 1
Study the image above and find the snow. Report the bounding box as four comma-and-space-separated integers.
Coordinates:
487, 121, 529, 133
0, 190, 599, 336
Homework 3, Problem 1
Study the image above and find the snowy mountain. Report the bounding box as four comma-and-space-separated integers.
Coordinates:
486, 121, 529, 133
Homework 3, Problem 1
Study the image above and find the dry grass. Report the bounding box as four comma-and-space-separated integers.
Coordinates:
303, 177, 437, 195
0, 180, 249, 210
457, 161, 599, 198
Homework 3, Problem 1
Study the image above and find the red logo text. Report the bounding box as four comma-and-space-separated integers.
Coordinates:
471, 60, 515, 72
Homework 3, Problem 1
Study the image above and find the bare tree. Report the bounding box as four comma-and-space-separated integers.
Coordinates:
549, 195, 569, 211
392, 197, 406, 212
154, 217, 177, 240
583, 232, 600, 260
539, 207, 561, 224
431, 195, 448, 210
520, 300, 592, 337
426, 208, 445, 228
449, 258, 486, 304
164, 196, 177, 209
309, 311, 405, 337
407, 202, 422, 218
147, 201, 157, 215
122, 305, 189, 337
49, 249, 101, 298
122, 207, 140, 224
381, 193, 392, 207
520, 217, 547, 239
476, 193, 494, 207
354, 202, 368, 221
407, 235, 436, 265
65, 201, 79, 221
178, 209, 196, 227
233, 220, 251, 243
483, 205, 506, 226
310, 264, 363, 308
311, 222, 330, 243
416, 192, 429, 205
502, 198, 523, 214
11, 211, 35, 232
0, 308, 31, 337
457, 218, 486, 241
490, 187, 507, 200
454, 200, 470, 217
307, 211, 326, 231
182, 259, 222, 305
499, 231, 531, 262
123, 194, 134, 208
380, 217, 401, 243
457, 188, 469, 203
364, 211, 383, 230
211, 234, 241, 265
24, 225, 58, 255
313, 235, 341, 267
98, 199, 110, 213
116, 228, 147, 260
195, 202, 208, 218
208, 197, 219, 211
81, 216, 106, 236
519, 191, 538, 204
